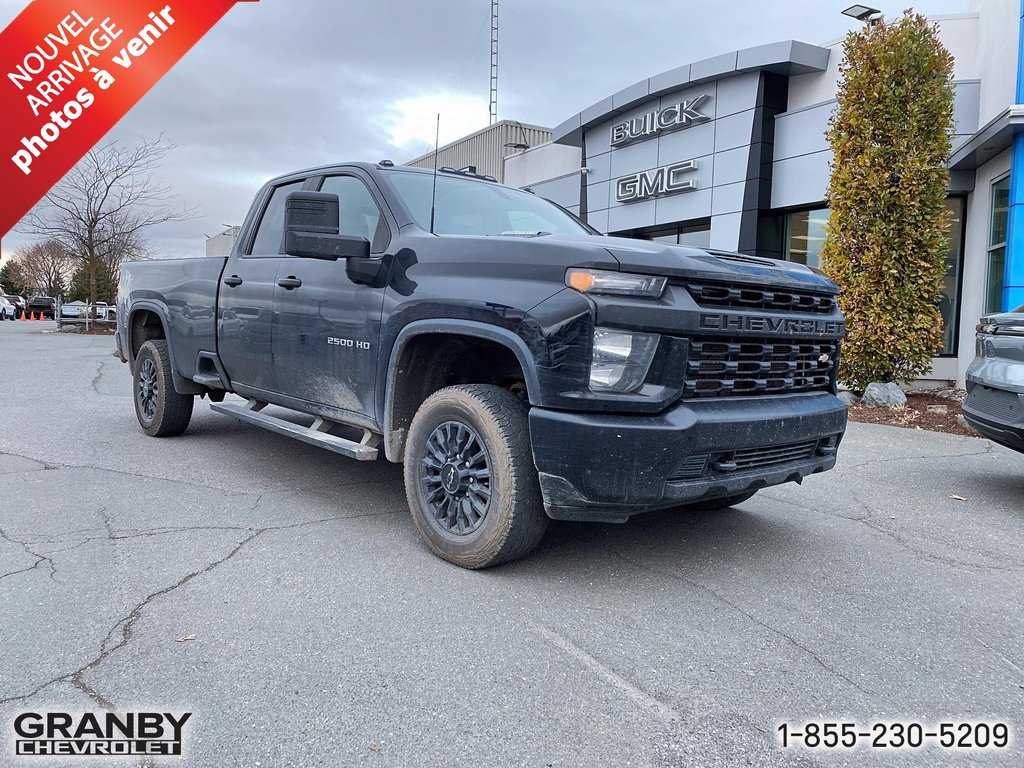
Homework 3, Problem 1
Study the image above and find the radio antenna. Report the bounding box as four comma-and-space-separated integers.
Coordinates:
489, 0, 499, 124
429, 113, 440, 234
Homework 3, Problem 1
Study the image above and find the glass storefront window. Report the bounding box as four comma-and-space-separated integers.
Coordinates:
784, 208, 830, 269
987, 176, 1010, 313
619, 221, 711, 248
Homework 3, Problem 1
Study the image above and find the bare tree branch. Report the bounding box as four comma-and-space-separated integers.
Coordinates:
17, 135, 197, 301
7, 241, 72, 298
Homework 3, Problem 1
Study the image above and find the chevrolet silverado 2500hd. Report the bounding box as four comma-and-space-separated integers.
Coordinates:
116, 162, 847, 568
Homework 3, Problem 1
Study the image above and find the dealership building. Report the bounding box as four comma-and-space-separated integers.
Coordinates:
416, 0, 1021, 385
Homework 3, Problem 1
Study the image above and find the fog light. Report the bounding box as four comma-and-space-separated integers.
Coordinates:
590, 328, 659, 392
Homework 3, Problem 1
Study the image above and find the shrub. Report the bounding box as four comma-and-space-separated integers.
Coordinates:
821, 12, 955, 391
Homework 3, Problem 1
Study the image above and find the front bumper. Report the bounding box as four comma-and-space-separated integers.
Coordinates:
962, 383, 1024, 453
529, 392, 847, 522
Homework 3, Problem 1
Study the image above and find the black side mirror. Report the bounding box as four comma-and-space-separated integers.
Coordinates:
283, 191, 371, 260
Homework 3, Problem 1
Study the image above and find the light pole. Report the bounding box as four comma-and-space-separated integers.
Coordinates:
841, 5, 883, 23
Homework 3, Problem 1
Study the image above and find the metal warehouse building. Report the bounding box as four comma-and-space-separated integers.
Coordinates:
472, 0, 1020, 387
405, 120, 550, 183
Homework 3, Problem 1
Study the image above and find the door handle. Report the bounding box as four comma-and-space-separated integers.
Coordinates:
223, 275, 243, 287
277, 276, 302, 290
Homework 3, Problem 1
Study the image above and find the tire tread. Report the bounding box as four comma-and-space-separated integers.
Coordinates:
404, 384, 547, 568
135, 339, 194, 437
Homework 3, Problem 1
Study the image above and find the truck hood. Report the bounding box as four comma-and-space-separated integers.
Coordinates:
536, 233, 837, 294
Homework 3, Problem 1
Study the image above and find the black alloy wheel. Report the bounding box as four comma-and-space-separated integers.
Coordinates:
420, 421, 493, 536
137, 357, 159, 422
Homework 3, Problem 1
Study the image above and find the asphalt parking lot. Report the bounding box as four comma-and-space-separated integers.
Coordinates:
0, 319, 1022, 767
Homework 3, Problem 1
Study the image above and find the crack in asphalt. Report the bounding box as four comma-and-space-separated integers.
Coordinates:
838, 443, 995, 471
758, 490, 1024, 574
90, 360, 106, 397
0, 507, 401, 707
0, 530, 263, 709
598, 544, 872, 697
0, 526, 57, 583
844, 492, 1023, 574
0, 448, 400, 498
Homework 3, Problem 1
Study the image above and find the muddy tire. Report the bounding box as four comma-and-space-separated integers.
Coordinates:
133, 339, 194, 437
404, 384, 548, 568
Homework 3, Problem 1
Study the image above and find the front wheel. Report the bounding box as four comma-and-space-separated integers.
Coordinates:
133, 339, 194, 437
404, 384, 548, 569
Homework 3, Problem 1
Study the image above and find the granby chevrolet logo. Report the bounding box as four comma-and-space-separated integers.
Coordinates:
610, 94, 710, 147
12, 711, 192, 757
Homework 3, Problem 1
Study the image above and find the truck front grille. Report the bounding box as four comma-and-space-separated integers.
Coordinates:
732, 440, 818, 469
965, 386, 1022, 423
667, 437, 837, 483
685, 282, 836, 314
684, 339, 836, 398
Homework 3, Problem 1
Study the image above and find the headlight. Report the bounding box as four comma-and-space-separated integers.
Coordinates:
590, 328, 659, 392
567, 268, 666, 298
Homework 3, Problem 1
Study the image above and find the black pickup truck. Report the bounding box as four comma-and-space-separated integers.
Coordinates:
116, 161, 847, 568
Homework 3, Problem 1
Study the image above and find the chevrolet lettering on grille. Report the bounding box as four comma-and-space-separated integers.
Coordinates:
699, 313, 844, 336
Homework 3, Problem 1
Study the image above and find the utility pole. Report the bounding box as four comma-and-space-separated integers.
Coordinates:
489, 0, 498, 124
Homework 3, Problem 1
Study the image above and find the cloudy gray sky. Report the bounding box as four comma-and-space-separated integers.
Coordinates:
0, 0, 970, 260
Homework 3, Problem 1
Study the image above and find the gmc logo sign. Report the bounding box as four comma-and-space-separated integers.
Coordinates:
615, 160, 698, 203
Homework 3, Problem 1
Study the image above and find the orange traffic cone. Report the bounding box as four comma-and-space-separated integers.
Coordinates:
29, 311, 35, 321
19, 310, 25, 320
37, 311, 44, 321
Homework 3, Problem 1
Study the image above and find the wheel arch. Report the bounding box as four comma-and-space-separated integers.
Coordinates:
128, 303, 202, 395
382, 320, 540, 462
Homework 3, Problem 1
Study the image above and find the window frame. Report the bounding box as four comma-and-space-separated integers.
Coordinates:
312, 172, 393, 256
986, 173, 1010, 314
782, 206, 831, 269
242, 177, 311, 258
939, 195, 968, 358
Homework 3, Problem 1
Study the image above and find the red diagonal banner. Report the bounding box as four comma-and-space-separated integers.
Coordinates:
0, 0, 257, 237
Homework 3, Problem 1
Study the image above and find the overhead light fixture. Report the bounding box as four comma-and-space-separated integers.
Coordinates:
842, 4, 882, 21
504, 142, 529, 151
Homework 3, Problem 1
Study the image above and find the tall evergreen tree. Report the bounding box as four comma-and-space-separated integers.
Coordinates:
822, 12, 955, 390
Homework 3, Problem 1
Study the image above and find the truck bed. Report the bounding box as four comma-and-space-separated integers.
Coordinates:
118, 257, 227, 381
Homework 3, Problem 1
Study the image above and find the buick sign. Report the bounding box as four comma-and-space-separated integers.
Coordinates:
616, 160, 698, 203
610, 95, 710, 147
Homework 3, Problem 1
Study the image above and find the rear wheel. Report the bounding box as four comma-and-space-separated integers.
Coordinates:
133, 339, 194, 437
404, 384, 548, 569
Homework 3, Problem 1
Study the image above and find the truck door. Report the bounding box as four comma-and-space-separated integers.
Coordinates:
271, 172, 392, 421
218, 179, 305, 393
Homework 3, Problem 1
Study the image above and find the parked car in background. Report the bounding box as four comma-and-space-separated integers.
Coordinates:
0, 296, 16, 321
3, 295, 26, 317
59, 301, 116, 324
27, 296, 56, 319
60, 301, 86, 319
963, 307, 1024, 453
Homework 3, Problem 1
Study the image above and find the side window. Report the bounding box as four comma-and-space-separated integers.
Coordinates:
319, 176, 387, 252
248, 181, 305, 255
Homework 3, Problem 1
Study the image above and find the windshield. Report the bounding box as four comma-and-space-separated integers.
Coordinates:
387, 171, 593, 237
